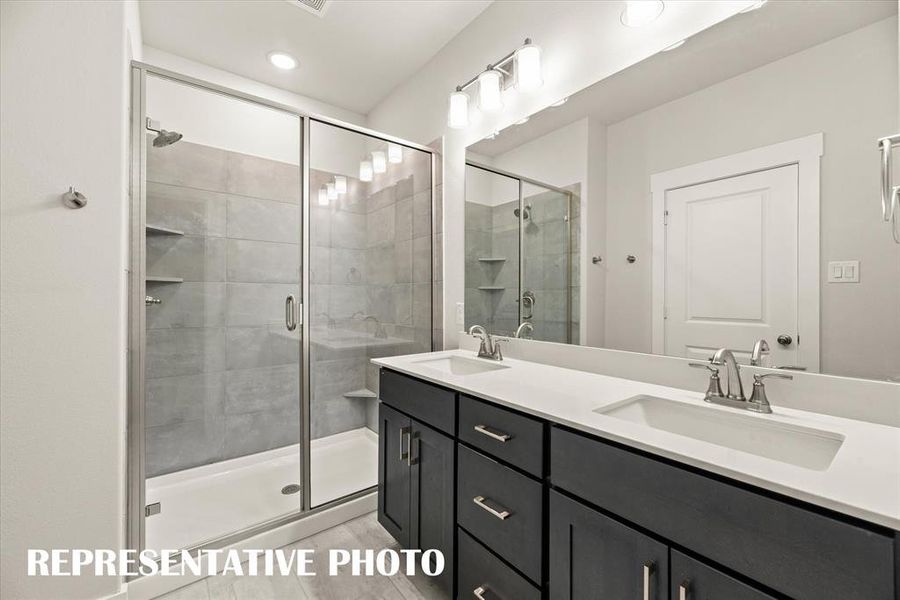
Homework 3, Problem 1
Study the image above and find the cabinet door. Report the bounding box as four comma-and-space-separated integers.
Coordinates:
671, 550, 775, 600
410, 419, 455, 595
549, 490, 668, 600
377, 403, 411, 547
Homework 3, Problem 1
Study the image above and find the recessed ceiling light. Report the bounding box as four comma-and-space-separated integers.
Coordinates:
621, 0, 664, 27
739, 0, 767, 13
550, 97, 568, 107
662, 39, 685, 52
267, 51, 297, 70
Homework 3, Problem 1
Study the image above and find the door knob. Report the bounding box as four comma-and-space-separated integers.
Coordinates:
776, 334, 793, 346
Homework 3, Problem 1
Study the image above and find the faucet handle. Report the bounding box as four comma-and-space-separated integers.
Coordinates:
752, 372, 794, 383
690, 362, 723, 400
492, 339, 503, 361
689, 362, 719, 374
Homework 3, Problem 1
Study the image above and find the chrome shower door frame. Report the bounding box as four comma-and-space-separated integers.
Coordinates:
127, 62, 437, 566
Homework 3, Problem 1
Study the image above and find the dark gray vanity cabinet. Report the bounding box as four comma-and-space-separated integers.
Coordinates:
377, 371, 456, 594
549, 489, 668, 600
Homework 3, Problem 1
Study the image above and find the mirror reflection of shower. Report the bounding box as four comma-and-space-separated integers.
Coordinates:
145, 117, 183, 148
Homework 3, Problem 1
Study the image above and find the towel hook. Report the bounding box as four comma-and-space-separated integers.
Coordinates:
62, 186, 87, 209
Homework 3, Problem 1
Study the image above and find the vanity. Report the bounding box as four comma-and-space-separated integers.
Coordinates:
373, 350, 899, 600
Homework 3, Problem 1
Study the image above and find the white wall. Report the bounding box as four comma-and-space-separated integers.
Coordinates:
0, 1, 132, 598
603, 17, 900, 380
491, 118, 588, 190
367, 1, 754, 349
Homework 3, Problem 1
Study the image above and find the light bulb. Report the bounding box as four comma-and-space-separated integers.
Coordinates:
447, 90, 469, 129
477, 69, 503, 112
267, 51, 298, 70
318, 187, 328, 206
388, 143, 402, 164
326, 182, 337, 200
372, 151, 387, 174
359, 160, 373, 182
334, 175, 347, 194
621, 1, 664, 27
514, 42, 542, 92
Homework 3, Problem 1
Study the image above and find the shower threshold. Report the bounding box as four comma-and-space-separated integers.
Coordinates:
145, 427, 377, 552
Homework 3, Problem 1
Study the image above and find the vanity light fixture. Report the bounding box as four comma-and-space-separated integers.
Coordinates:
447, 88, 469, 129
326, 182, 338, 200
317, 187, 329, 206
446, 38, 542, 129
372, 151, 387, 174
739, 0, 767, 13
662, 39, 685, 52
477, 69, 503, 112
359, 160, 373, 182
514, 39, 543, 92
334, 175, 347, 194
621, 1, 664, 28
267, 51, 298, 70
550, 97, 568, 107
388, 143, 403, 164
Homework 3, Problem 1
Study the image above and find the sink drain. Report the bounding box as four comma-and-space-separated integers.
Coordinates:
281, 484, 301, 495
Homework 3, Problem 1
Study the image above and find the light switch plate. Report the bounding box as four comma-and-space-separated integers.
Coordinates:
456, 302, 465, 325
827, 260, 860, 283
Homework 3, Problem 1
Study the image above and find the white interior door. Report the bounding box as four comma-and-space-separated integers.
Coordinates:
664, 165, 799, 366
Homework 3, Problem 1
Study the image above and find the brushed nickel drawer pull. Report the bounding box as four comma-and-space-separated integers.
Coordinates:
642, 561, 655, 600
473, 495, 510, 520
679, 580, 691, 600
473, 585, 488, 600
399, 426, 410, 464
474, 424, 511, 442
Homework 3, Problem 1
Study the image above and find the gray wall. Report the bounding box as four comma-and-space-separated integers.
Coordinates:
145, 139, 301, 477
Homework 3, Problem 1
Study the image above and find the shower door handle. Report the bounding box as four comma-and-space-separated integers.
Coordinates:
285, 295, 297, 331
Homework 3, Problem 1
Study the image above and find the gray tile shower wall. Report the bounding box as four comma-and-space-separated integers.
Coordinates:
145, 140, 301, 477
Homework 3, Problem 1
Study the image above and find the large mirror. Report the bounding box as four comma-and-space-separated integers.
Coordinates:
464, 0, 899, 382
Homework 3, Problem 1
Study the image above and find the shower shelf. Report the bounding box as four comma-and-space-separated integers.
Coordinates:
477, 286, 506, 291
477, 257, 507, 262
343, 389, 377, 400
146, 224, 184, 236
146, 276, 183, 283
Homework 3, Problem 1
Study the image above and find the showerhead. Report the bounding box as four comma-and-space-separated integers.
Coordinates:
152, 129, 183, 148
514, 204, 531, 220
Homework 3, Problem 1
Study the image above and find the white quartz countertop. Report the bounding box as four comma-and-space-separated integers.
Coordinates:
372, 349, 900, 530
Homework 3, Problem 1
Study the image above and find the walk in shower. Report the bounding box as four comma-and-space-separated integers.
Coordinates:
129, 65, 435, 554
464, 162, 578, 344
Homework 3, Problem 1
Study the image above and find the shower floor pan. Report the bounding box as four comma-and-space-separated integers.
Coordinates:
145, 427, 378, 552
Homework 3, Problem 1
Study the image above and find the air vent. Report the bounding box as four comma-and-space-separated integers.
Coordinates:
284, 0, 329, 17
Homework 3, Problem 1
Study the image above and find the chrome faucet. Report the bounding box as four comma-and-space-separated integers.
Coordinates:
712, 348, 745, 400
468, 325, 503, 361
690, 347, 793, 414
352, 312, 387, 338
514, 322, 534, 339
750, 339, 769, 366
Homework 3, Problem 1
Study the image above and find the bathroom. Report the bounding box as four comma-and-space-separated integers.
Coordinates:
0, 1, 897, 599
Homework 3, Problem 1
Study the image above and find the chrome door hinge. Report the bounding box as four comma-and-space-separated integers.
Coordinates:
145, 502, 161, 517
663, 210, 669, 226
663, 306, 669, 319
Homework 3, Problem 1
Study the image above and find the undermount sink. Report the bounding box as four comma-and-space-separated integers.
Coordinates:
413, 355, 510, 376
594, 395, 844, 471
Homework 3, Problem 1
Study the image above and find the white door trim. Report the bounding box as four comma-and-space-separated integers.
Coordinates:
650, 133, 823, 371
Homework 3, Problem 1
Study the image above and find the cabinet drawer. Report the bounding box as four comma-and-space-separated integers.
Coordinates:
457, 444, 543, 583
671, 550, 775, 600
551, 426, 896, 600
458, 528, 541, 600
379, 369, 455, 435
458, 395, 544, 476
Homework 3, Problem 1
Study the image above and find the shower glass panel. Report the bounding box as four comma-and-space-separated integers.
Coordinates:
464, 164, 521, 336
308, 120, 433, 507
521, 182, 575, 344
143, 74, 302, 551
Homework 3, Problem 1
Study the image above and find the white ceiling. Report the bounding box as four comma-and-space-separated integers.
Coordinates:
139, 0, 493, 115
471, 0, 897, 156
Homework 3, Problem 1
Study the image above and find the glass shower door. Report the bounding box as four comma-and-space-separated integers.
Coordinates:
521, 182, 573, 344
143, 74, 303, 551
308, 120, 433, 507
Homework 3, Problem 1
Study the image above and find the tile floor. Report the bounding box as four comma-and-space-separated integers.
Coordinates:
155, 512, 447, 600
